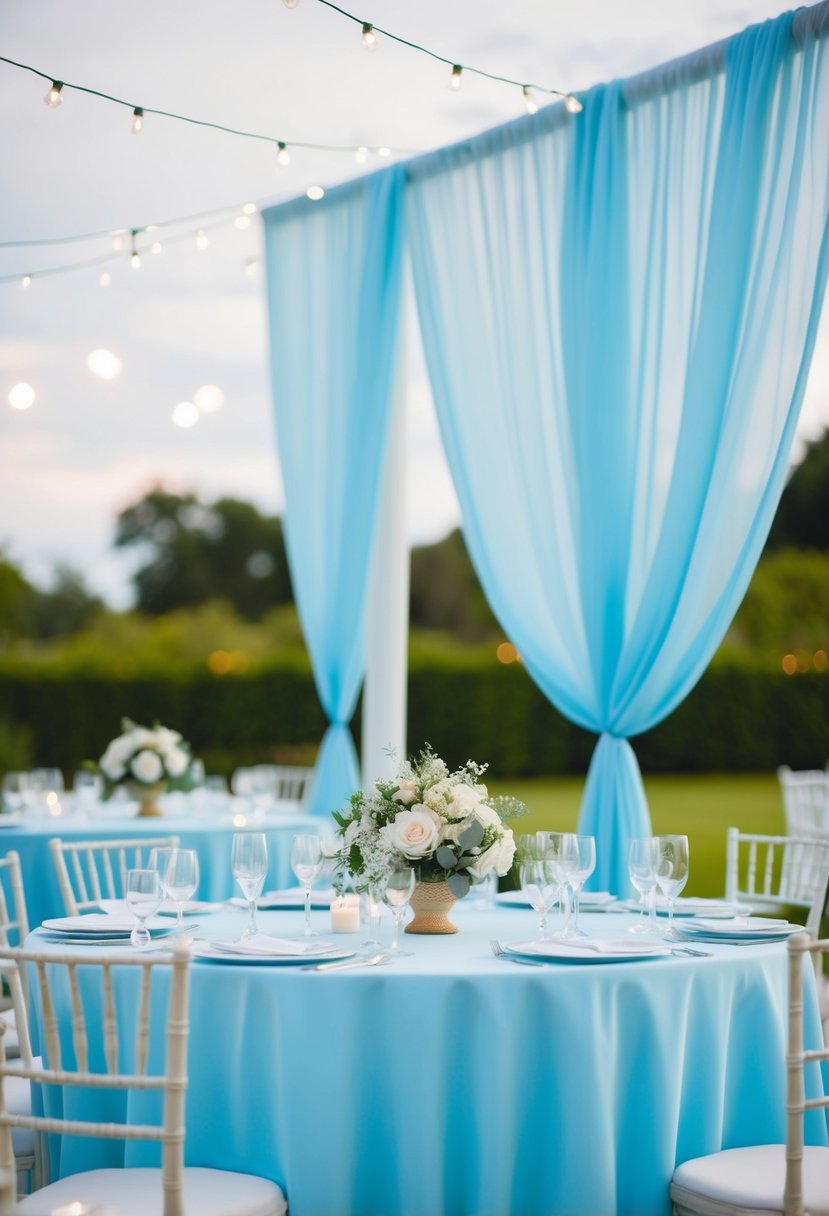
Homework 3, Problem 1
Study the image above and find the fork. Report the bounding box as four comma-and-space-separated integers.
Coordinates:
489, 940, 548, 966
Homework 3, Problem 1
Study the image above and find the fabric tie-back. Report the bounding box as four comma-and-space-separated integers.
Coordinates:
262, 167, 406, 815
406, 9, 829, 893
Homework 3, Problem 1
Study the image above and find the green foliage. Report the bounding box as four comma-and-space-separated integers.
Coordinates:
410, 528, 499, 640
30, 564, 104, 639
766, 427, 829, 551
721, 548, 829, 660
0, 551, 38, 646
0, 715, 34, 775
115, 487, 293, 619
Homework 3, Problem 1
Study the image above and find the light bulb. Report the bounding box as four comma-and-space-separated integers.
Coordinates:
130, 250, 141, 269
361, 22, 377, 50
194, 384, 224, 414
276, 141, 291, 167
21, 275, 32, 289
172, 401, 199, 428
8, 383, 35, 411
99, 271, 111, 287
377, 146, 391, 158
523, 87, 538, 115
87, 349, 123, 381
564, 94, 583, 114
306, 185, 325, 201
242, 202, 257, 215
151, 241, 163, 254
234, 215, 251, 230
282, 0, 299, 8
43, 81, 63, 108
449, 65, 462, 92
131, 107, 144, 134
196, 230, 209, 251
112, 232, 127, 253
145, 224, 158, 233
354, 146, 368, 165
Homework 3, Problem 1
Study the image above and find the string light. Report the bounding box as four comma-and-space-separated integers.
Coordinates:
283, 0, 299, 7
99, 271, 111, 287
377, 146, 390, 158
112, 232, 127, 253
87, 349, 122, 380
21, 275, 31, 289
196, 229, 209, 250
8, 383, 35, 411
522, 86, 538, 115
306, 185, 325, 201
130, 250, 141, 269
361, 22, 377, 50
234, 215, 251, 230
242, 202, 257, 215
131, 106, 144, 134
151, 241, 163, 254
43, 80, 62, 108
355, 146, 368, 165
449, 64, 462, 92
276, 141, 291, 167
194, 384, 224, 414
172, 401, 199, 428
564, 94, 584, 114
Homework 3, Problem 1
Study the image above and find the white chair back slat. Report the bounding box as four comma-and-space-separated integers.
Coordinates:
747, 839, 758, 895
778, 766, 829, 838
0, 946, 191, 1216
762, 841, 775, 896
725, 829, 829, 940
50, 836, 180, 916
67, 964, 88, 1074
785, 935, 829, 1216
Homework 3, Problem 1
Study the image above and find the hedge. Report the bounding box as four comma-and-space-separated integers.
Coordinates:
0, 658, 825, 779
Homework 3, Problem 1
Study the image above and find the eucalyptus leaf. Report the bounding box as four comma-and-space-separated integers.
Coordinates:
436, 845, 457, 870
447, 873, 470, 899
459, 820, 485, 850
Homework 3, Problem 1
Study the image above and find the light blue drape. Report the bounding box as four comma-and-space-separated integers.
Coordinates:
262, 168, 405, 814
407, 11, 829, 892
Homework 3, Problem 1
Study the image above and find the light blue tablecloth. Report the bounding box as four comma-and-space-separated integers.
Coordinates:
24, 905, 829, 1216
1, 806, 321, 927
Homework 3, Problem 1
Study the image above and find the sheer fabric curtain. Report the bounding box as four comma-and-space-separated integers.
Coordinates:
262, 168, 405, 815
406, 12, 829, 892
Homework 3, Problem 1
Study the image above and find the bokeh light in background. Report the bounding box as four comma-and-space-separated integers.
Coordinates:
172, 401, 199, 428
194, 384, 225, 414
8, 382, 35, 410
86, 349, 123, 380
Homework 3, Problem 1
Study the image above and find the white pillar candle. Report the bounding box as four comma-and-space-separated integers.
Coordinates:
331, 894, 361, 933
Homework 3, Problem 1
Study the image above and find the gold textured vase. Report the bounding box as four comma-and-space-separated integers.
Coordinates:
128, 780, 166, 818
405, 880, 458, 935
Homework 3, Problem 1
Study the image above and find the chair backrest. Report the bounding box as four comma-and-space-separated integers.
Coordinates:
725, 829, 829, 936
784, 933, 829, 1216
777, 766, 829, 837
0, 944, 191, 1216
49, 835, 180, 915
0, 854, 28, 949
252, 765, 315, 806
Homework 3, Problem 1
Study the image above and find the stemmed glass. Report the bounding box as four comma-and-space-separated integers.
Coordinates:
654, 834, 689, 938
383, 866, 416, 955
566, 835, 596, 937
290, 834, 323, 937
1, 773, 30, 813
125, 868, 162, 948
232, 832, 268, 940
628, 837, 660, 935
519, 858, 559, 942
163, 848, 199, 932
545, 832, 578, 937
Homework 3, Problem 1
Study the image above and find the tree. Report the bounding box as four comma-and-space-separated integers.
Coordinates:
766, 427, 829, 551
31, 564, 104, 639
114, 487, 293, 619
0, 549, 37, 646
409, 529, 499, 640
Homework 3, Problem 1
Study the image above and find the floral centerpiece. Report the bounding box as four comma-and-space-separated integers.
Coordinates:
331, 746, 524, 933
99, 718, 193, 816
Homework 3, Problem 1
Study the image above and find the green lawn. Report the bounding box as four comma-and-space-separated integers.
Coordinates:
488, 772, 785, 897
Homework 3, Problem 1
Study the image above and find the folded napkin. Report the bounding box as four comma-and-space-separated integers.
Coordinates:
210, 934, 337, 957
516, 937, 665, 957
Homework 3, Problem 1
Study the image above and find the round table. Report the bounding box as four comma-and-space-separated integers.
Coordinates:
24, 903, 829, 1216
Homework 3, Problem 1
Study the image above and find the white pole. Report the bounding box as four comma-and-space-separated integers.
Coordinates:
362, 331, 409, 786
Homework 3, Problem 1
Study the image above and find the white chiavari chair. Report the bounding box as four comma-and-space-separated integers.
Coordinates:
0, 857, 37, 1195
671, 932, 829, 1215
49, 836, 180, 916
724, 829, 829, 937
0, 945, 288, 1216
777, 766, 829, 838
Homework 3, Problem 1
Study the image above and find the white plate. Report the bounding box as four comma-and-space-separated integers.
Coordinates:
502, 939, 672, 964
41, 914, 171, 936
618, 897, 753, 918
678, 917, 802, 939
229, 888, 335, 910
494, 891, 617, 909
193, 942, 355, 966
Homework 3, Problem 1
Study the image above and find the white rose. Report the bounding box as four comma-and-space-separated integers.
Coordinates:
130, 749, 164, 784
474, 802, 502, 829
467, 831, 516, 879
381, 806, 441, 859
392, 778, 418, 806
165, 746, 189, 778
99, 753, 126, 781
155, 727, 182, 750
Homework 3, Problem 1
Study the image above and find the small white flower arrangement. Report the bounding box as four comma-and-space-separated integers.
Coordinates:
332, 745, 524, 897
99, 718, 193, 795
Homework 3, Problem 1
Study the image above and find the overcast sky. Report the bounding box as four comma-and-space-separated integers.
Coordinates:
1, 0, 826, 609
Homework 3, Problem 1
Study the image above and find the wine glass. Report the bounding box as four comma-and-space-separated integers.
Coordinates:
519, 858, 559, 941
545, 832, 578, 937
232, 832, 268, 940
163, 848, 199, 931
566, 835, 596, 937
125, 868, 162, 948
654, 834, 689, 937
291, 834, 323, 936
383, 866, 416, 955
1, 772, 31, 813
628, 837, 660, 935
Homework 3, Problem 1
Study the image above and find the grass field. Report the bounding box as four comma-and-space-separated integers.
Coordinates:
487, 772, 786, 897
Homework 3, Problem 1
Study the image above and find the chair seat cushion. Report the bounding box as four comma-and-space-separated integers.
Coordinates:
18, 1166, 287, 1216
671, 1145, 829, 1215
